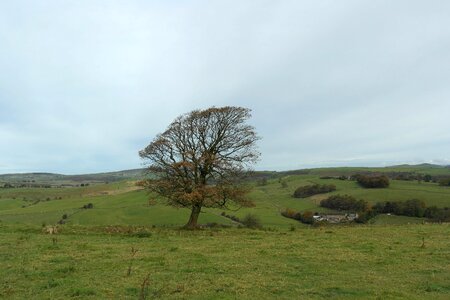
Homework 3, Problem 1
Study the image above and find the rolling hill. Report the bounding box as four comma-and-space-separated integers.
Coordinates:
0, 164, 449, 227
1, 164, 449, 299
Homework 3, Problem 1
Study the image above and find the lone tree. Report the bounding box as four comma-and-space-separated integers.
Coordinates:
139, 106, 260, 228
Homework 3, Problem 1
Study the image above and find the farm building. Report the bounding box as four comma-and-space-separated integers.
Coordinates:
314, 213, 359, 223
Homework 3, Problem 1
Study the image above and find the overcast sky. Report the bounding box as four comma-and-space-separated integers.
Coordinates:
1, 0, 449, 174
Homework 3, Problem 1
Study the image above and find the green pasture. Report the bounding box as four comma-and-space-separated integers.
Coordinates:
0, 173, 449, 227
1, 224, 449, 299
0, 166, 449, 299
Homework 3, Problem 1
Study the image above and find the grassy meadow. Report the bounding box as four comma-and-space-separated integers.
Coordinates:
1, 173, 450, 228
1, 224, 450, 299
1, 165, 450, 299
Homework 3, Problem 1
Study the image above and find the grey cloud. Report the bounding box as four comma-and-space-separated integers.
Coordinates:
0, 0, 449, 173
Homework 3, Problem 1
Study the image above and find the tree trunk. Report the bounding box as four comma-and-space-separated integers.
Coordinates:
185, 204, 201, 229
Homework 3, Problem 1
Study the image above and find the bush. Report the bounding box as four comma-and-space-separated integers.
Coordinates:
402, 199, 426, 217
423, 174, 433, 182
424, 206, 450, 222
355, 210, 377, 223
355, 174, 389, 188
241, 214, 262, 229
281, 209, 302, 220
293, 184, 336, 198
281, 209, 314, 224
320, 194, 369, 212
438, 178, 450, 186
299, 211, 315, 224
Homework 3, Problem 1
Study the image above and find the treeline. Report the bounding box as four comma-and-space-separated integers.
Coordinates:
354, 174, 390, 188
319, 176, 349, 180
318, 172, 450, 186
1, 183, 52, 188
319, 194, 450, 223
317, 173, 390, 188
320, 195, 369, 212
373, 200, 450, 221
283, 191, 450, 224
293, 184, 336, 198
281, 209, 315, 224
1, 182, 93, 189
387, 172, 431, 181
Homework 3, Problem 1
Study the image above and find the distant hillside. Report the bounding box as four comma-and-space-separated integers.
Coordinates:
281, 163, 450, 177
0, 168, 145, 186
1, 164, 449, 187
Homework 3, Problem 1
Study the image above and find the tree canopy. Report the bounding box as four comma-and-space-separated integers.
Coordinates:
139, 106, 260, 228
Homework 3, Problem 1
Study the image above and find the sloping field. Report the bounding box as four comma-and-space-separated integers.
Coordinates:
0, 166, 449, 299
0, 170, 449, 227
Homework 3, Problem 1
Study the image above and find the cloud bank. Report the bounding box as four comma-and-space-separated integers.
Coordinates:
1, 0, 449, 173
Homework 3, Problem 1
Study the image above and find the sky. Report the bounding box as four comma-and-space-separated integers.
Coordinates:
1, 0, 449, 174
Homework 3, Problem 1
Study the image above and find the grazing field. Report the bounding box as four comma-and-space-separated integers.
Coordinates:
0, 165, 449, 299
1, 224, 449, 299
0, 166, 450, 227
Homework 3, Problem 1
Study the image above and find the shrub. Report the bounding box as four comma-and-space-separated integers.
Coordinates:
402, 199, 426, 217
355, 210, 377, 223
438, 178, 450, 186
300, 211, 315, 224
377, 201, 403, 215
355, 174, 390, 188
423, 174, 433, 182
281, 208, 301, 220
424, 206, 450, 222
281, 209, 315, 224
293, 184, 336, 198
241, 214, 262, 229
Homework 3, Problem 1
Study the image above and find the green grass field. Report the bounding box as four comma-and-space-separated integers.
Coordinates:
1, 166, 449, 299
1, 224, 449, 299
1, 169, 450, 227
